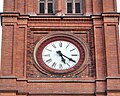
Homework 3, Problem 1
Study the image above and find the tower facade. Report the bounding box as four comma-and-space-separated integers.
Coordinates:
0, 0, 120, 96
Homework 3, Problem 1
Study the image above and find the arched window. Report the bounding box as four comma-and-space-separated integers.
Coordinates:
39, 0, 55, 14
66, 0, 83, 14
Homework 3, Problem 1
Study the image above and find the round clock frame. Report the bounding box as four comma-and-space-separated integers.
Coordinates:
34, 33, 89, 74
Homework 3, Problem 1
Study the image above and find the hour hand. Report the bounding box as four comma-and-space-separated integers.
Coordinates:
61, 56, 66, 64
56, 51, 66, 64
56, 51, 62, 56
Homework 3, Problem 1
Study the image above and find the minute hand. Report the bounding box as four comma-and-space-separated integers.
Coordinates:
62, 54, 76, 63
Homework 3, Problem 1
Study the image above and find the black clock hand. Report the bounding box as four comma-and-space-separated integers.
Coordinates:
56, 51, 76, 63
56, 51, 66, 64
62, 54, 76, 63
61, 56, 66, 64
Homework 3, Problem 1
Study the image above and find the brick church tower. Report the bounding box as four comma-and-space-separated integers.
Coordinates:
0, 0, 120, 96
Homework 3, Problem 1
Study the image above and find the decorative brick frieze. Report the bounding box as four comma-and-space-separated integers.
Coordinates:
26, 26, 95, 78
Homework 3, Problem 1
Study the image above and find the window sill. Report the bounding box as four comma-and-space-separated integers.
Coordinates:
65, 13, 84, 15
37, 13, 55, 15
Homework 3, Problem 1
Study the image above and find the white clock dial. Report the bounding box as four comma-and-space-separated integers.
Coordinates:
42, 40, 80, 70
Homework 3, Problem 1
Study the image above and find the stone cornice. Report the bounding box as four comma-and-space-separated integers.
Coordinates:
28, 17, 92, 22
102, 12, 120, 17
0, 12, 92, 22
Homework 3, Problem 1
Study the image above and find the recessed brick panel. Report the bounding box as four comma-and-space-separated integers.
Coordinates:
1, 25, 14, 75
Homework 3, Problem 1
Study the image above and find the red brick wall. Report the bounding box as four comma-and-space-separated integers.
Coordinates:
0, 0, 120, 96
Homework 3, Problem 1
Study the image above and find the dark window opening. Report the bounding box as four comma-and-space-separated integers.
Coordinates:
48, 3, 53, 13
40, 3, 45, 13
75, 3, 80, 13
67, 3, 72, 13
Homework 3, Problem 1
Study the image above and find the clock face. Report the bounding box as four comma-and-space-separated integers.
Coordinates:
34, 35, 86, 74
42, 40, 80, 70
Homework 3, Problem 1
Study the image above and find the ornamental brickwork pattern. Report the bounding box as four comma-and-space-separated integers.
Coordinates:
26, 26, 95, 78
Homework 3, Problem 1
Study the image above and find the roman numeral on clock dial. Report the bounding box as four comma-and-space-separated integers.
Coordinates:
66, 63, 70, 67
52, 43, 56, 48
59, 41, 62, 47
71, 54, 78, 56
66, 43, 70, 48
45, 48, 52, 52
59, 64, 63, 69
46, 59, 52, 63
70, 48, 76, 52
52, 62, 57, 67
43, 54, 50, 57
